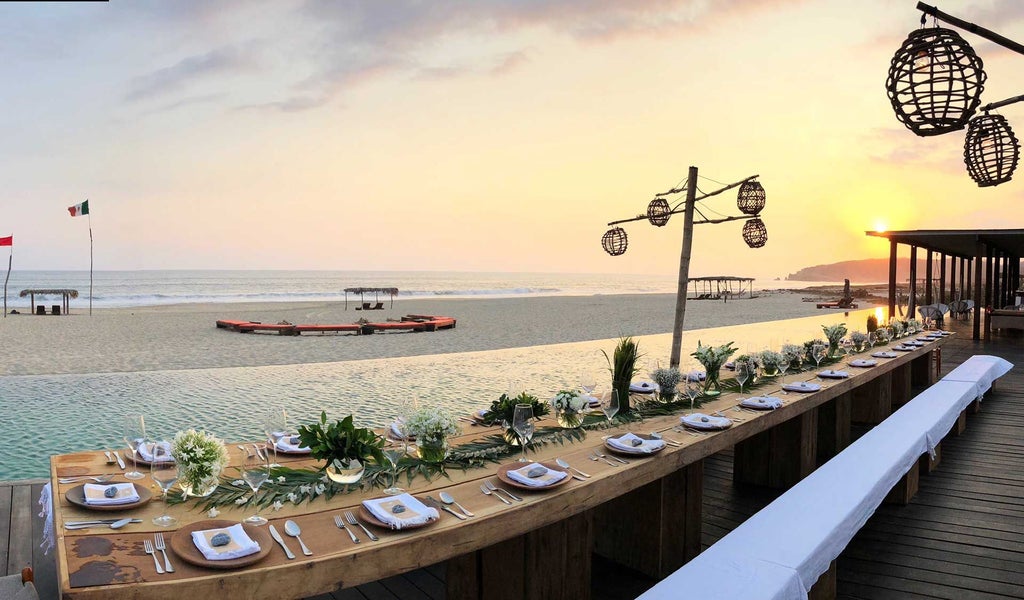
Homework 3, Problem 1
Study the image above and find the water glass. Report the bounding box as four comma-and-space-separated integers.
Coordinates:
512, 404, 535, 463
262, 408, 288, 466
580, 372, 597, 395
735, 361, 753, 395
150, 443, 179, 527
812, 344, 827, 369
601, 390, 620, 424
242, 444, 270, 526
123, 415, 146, 480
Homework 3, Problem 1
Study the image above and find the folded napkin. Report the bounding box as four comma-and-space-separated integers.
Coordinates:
472, 409, 489, 421
362, 494, 439, 529
849, 359, 877, 368
724, 361, 735, 370
680, 413, 732, 430
276, 436, 310, 453
136, 441, 174, 463
191, 523, 261, 561
917, 337, 934, 342
782, 381, 822, 392
817, 370, 850, 379
906, 341, 925, 347
389, 420, 415, 440
629, 381, 657, 393
685, 371, 706, 382
83, 483, 140, 506
505, 462, 569, 487
606, 432, 665, 454
582, 394, 600, 408
740, 396, 783, 410
893, 345, 914, 351
872, 351, 898, 358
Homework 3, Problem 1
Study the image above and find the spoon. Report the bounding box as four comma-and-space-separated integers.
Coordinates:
104, 451, 116, 465
283, 520, 313, 556
439, 491, 474, 517
555, 458, 590, 479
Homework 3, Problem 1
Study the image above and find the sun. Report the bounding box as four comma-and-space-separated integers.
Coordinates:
873, 220, 887, 233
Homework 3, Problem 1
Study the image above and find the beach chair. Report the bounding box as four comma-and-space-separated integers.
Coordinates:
0, 568, 39, 600
372, 302, 384, 310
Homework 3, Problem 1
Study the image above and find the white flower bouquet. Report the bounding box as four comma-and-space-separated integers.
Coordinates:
404, 406, 460, 445
172, 429, 229, 497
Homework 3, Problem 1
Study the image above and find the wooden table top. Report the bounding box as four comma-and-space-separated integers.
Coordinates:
52, 335, 952, 600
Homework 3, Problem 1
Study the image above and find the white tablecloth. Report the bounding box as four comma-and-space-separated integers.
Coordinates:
940, 355, 1013, 399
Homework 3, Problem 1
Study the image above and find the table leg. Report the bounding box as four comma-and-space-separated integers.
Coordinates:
734, 411, 817, 489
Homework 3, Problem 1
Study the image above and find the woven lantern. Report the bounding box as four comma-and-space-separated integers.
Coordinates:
886, 27, 986, 137
646, 198, 671, 227
963, 113, 1020, 187
742, 218, 767, 248
736, 181, 766, 215
602, 227, 628, 256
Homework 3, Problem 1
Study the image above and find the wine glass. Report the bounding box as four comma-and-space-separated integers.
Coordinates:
600, 390, 620, 424
811, 343, 827, 370
512, 404, 535, 463
263, 408, 288, 467
580, 372, 596, 395
778, 352, 792, 385
242, 444, 270, 526
150, 442, 179, 527
684, 369, 702, 409
383, 399, 413, 495
867, 331, 877, 348
735, 360, 752, 395
123, 415, 146, 480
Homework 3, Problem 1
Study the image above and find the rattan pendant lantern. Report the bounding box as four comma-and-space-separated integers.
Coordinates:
963, 112, 1020, 187
886, 27, 986, 137
646, 198, 671, 226
736, 181, 766, 215
742, 218, 767, 248
602, 227, 628, 256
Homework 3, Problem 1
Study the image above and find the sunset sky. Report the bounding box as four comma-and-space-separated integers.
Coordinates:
2, 0, 1022, 279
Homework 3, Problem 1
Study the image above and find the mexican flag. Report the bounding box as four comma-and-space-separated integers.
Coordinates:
0, 235, 11, 246
68, 200, 89, 217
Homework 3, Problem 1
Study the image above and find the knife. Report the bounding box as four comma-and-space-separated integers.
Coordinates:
113, 451, 126, 469
425, 496, 466, 521
268, 525, 295, 559
65, 518, 143, 527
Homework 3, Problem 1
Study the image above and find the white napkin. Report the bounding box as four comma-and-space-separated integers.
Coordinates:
505, 462, 569, 487
361, 493, 439, 529
191, 523, 261, 561
83, 483, 140, 506
472, 409, 488, 421
782, 382, 822, 392
606, 433, 665, 454
849, 359, 877, 368
136, 441, 173, 463
817, 370, 850, 378
582, 394, 600, 408
893, 345, 914, 351
685, 371, 706, 381
389, 421, 415, 440
680, 413, 732, 430
740, 396, 783, 410
872, 351, 898, 358
276, 436, 309, 453
629, 381, 657, 393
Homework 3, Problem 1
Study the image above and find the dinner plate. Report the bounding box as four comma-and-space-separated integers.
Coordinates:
629, 381, 657, 393
817, 370, 849, 379
893, 345, 915, 352
604, 433, 665, 456
849, 359, 877, 368
496, 462, 572, 491
359, 496, 438, 530
872, 351, 898, 359
65, 483, 152, 512
169, 520, 272, 569
680, 413, 732, 430
782, 381, 822, 393
740, 396, 783, 410
906, 341, 925, 347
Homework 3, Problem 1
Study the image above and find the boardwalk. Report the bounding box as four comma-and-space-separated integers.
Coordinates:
3, 323, 1020, 599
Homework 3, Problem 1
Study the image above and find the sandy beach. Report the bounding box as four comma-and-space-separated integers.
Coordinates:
0, 291, 869, 377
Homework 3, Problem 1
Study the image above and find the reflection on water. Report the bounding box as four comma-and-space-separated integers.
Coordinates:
0, 310, 864, 480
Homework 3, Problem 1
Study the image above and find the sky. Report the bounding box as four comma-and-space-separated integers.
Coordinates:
1, 0, 1022, 280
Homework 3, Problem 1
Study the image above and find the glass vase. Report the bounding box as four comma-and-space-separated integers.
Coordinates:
325, 457, 364, 484
555, 408, 583, 428
702, 371, 722, 398
416, 437, 449, 463
179, 463, 222, 498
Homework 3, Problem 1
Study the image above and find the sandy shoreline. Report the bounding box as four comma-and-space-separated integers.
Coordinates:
0, 291, 878, 377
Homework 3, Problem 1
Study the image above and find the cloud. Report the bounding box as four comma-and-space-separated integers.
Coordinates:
126, 46, 253, 102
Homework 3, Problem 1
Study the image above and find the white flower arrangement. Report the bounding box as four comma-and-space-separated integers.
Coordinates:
551, 390, 588, 413
171, 429, 229, 494
850, 331, 868, 350
691, 341, 737, 373
822, 323, 848, 346
781, 344, 804, 365
651, 367, 682, 394
758, 350, 784, 372
404, 406, 460, 444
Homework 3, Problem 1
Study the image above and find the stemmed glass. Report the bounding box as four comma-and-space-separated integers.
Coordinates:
242, 444, 270, 526
512, 404, 535, 463
263, 408, 288, 467
150, 443, 179, 527
383, 399, 413, 495
778, 353, 792, 385
684, 370, 702, 409
867, 331, 877, 348
735, 360, 753, 395
811, 343, 827, 371
123, 415, 146, 480
580, 372, 596, 395
600, 390, 620, 424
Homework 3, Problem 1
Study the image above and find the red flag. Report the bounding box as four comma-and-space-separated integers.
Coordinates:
0, 235, 11, 246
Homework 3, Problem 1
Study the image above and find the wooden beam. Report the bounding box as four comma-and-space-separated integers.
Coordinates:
917, 2, 1024, 57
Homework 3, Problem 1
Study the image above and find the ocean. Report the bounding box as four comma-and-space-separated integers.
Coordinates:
1, 269, 842, 308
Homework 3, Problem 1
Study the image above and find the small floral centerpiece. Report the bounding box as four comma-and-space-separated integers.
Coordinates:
650, 366, 682, 401
482, 391, 549, 446
551, 390, 588, 428
891, 320, 905, 337
691, 341, 737, 397
907, 318, 921, 333
297, 412, 386, 483
850, 331, 868, 352
404, 406, 460, 462
803, 339, 828, 364
822, 323, 848, 358
758, 350, 784, 377
604, 337, 641, 414
781, 344, 804, 369
172, 429, 230, 498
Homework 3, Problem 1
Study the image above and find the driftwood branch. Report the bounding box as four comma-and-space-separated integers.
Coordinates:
917, 2, 1024, 57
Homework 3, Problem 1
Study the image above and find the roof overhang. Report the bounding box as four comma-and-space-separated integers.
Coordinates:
866, 229, 1024, 259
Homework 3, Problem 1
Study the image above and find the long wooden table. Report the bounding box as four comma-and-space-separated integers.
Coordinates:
51, 334, 952, 600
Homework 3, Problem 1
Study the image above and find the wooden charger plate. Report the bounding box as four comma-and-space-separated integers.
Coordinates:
169, 520, 272, 570
604, 433, 665, 456
496, 461, 571, 491
359, 496, 438, 530
65, 483, 152, 512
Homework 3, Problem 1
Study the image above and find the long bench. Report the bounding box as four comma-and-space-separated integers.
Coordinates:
638, 354, 1013, 600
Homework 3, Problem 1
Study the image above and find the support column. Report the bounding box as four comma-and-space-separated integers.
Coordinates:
939, 253, 946, 304
888, 240, 898, 321
735, 411, 818, 489
909, 246, 918, 319
973, 239, 983, 340
925, 249, 934, 305
949, 255, 957, 302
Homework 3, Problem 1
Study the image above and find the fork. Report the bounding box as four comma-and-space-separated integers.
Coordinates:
154, 533, 174, 572
143, 539, 164, 574
593, 450, 629, 465
484, 480, 522, 502
58, 475, 115, 484
333, 514, 360, 543
480, 483, 511, 505
589, 450, 618, 466
344, 511, 378, 542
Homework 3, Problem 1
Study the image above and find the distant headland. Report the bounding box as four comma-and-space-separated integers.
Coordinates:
787, 258, 931, 283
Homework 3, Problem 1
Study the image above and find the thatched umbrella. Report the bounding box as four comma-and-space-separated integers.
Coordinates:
19, 288, 79, 315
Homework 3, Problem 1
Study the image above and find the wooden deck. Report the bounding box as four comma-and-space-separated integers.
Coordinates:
3, 324, 1020, 599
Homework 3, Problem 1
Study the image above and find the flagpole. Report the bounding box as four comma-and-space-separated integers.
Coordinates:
88, 209, 93, 316
3, 251, 10, 318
